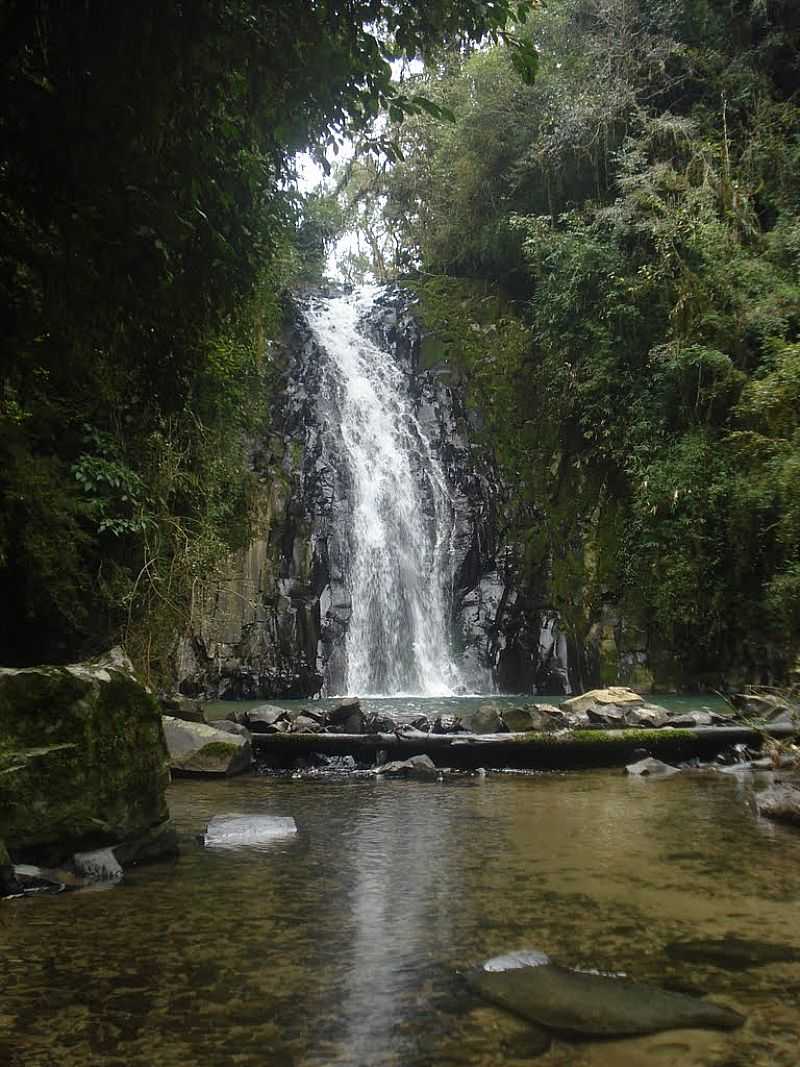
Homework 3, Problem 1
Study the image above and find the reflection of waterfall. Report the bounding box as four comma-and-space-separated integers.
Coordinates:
303, 287, 463, 697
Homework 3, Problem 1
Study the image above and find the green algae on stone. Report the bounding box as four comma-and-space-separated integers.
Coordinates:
0, 651, 170, 863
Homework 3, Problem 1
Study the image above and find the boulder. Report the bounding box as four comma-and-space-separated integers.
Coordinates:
242, 704, 289, 732
327, 697, 364, 734
162, 716, 252, 776
502, 705, 565, 733
158, 693, 205, 723
625, 757, 680, 778
456, 703, 505, 734
204, 814, 297, 848
586, 702, 627, 728
289, 714, 324, 733
666, 710, 713, 728
562, 687, 645, 716
373, 754, 440, 779
624, 703, 669, 728
0, 648, 170, 866
466, 949, 744, 1036
211, 719, 251, 739
754, 783, 800, 827
732, 692, 797, 721
73, 846, 123, 882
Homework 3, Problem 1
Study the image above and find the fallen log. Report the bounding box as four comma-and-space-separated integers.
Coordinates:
250, 724, 797, 771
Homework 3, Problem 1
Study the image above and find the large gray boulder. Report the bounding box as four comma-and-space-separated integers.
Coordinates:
0, 648, 171, 866
162, 716, 252, 775
624, 703, 670, 728
457, 702, 505, 734
327, 697, 364, 734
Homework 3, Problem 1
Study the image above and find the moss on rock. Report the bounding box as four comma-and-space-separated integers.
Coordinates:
0, 651, 170, 863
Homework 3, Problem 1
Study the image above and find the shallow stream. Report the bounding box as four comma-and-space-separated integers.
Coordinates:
3, 767, 799, 1066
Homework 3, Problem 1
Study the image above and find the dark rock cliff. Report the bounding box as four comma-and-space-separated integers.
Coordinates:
176, 286, 572, 698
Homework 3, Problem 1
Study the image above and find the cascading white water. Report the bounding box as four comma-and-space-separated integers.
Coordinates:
303, 286, 463, 697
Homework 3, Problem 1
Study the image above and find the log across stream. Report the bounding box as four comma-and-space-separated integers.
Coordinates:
250, 724, 797, 771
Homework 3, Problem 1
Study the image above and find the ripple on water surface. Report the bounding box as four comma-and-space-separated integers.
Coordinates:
2, 770, 799, 1066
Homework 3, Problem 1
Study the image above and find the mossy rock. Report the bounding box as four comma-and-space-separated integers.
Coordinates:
0, 650, 170, 863
162, 716, 253, 775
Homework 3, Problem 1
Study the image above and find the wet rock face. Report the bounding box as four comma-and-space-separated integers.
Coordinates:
177, 286, 571, 698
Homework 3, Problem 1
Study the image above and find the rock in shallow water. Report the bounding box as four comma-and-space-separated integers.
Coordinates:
465, 950, 744, 1036
665, 936, 800, 970
203, 815, 297, 848
625, 757, 680, 778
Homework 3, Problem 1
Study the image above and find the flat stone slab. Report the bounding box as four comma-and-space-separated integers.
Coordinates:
466, 949, 744, 1036
203, 815, 297, 849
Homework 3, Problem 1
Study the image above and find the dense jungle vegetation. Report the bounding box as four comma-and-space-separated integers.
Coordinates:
0, 0, 530, 678
3, 0, 799, 689
331, 0, 800, 686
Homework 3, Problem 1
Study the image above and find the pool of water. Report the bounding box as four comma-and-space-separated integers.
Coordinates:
203, 693, 731, 724
3, 769, 799, 1066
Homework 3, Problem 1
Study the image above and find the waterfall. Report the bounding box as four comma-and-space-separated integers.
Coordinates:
302, 286, 463, 697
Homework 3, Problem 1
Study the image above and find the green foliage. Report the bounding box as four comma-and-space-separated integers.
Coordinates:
0, 0, 533, 675
377, 0, 800, 684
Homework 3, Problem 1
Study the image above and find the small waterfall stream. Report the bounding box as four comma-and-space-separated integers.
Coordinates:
303, 287, 463, 696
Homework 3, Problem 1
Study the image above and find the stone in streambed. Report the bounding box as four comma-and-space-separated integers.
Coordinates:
625, 757, 680, 777
203, 815, 297, 848
373, 754, 440, 779
465, 950, 744, 1036
162, 716, 252, 775
665, 936, 800, 970
754, 783, 800, 827
73, 846, 123, 882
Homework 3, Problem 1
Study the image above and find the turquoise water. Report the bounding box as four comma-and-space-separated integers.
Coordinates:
203, 693, 731, 724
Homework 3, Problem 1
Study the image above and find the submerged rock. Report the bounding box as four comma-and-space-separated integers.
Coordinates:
665, 936, 800, 970
754, 782, 800, 827
466, 949, 744, 1036
73, 846, 123, 882
625, 757, 680, 778
204, 815, 297, 848
162, 716, 252, 776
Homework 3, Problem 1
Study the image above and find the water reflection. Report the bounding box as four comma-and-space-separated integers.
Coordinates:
1, 772, 799, 1066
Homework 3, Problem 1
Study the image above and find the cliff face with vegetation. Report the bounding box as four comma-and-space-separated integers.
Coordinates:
0, 0, 531, 687
330, 0, 800, 690
3, 0, 799, 696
